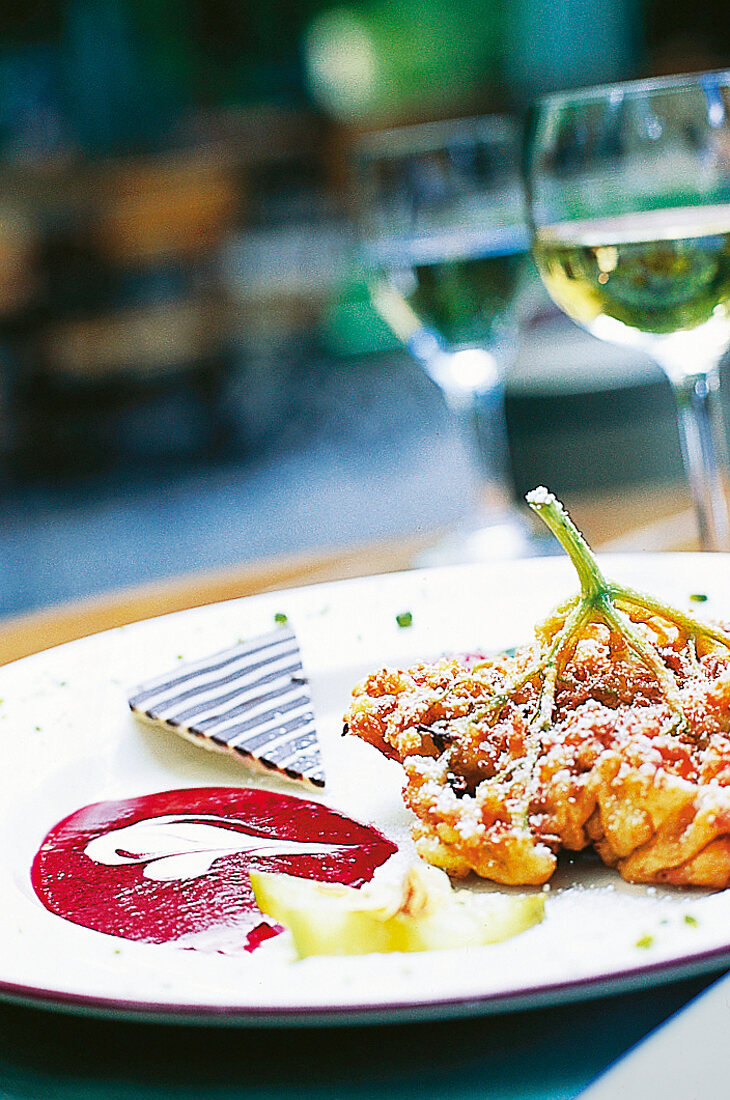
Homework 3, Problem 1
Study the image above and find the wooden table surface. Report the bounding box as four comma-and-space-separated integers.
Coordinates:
0, 480, 699, 666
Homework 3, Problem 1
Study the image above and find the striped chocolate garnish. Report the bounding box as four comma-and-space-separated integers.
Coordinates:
128, 625, 324, 788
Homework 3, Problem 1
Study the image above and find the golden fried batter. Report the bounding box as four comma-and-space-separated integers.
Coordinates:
344, 491, 730, 888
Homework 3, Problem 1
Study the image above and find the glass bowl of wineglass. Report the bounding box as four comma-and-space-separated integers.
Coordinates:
351, 115, 536, 564
525, 69, 730, 550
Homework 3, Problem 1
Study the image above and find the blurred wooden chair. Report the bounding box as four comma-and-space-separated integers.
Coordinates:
93, 149, 242, 267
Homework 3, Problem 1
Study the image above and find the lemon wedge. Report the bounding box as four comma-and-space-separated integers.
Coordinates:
250, 862, 545, 957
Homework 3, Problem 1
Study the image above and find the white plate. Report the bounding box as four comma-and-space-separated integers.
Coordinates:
3, 553, 730, 1026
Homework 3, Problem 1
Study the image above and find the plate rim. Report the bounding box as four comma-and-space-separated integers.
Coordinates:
1, 940, 728, 1027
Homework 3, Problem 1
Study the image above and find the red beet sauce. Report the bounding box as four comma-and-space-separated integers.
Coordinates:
31, 787, 397, 954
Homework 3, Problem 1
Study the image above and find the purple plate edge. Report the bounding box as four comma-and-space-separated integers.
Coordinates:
0, 941, 728, 1028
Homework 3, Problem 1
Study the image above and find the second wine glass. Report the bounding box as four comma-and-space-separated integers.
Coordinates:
525, 70, 730, 550
352, 115, 533, 563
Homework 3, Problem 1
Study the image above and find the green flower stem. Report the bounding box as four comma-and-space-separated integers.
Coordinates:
613, 586, 730, 650
533, 598, 592, 729
525, 487, 730, 734
526, 488, 608, 599
600, 598, 686, 721
429, 488, 730, 743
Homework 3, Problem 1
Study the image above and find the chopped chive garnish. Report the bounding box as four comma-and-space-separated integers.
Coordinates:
635, 934, 654, 949
274, 612, 289, 625
396, 611, 413, 628
689, 593, 708, 603
684, 914, 699, 927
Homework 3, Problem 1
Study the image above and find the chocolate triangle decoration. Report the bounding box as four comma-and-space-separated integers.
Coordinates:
128, 625, 324, 788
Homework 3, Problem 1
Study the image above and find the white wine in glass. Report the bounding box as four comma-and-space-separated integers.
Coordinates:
526, 71, 730, 550
353, 115, 533, 563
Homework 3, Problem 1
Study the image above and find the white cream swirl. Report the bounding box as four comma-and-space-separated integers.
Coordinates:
84, 813, 352, 881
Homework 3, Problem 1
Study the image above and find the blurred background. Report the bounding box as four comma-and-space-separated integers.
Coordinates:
0, 0, 727, 617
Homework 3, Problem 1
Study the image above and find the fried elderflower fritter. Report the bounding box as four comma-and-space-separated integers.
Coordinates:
344, 488, 730, 887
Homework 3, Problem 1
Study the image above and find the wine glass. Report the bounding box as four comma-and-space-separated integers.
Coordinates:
351, 115, 534, 563
525, 69, 730, 551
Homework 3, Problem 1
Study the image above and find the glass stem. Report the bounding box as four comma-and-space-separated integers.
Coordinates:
443, 379, 514, 513
671, 365, 730, 551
